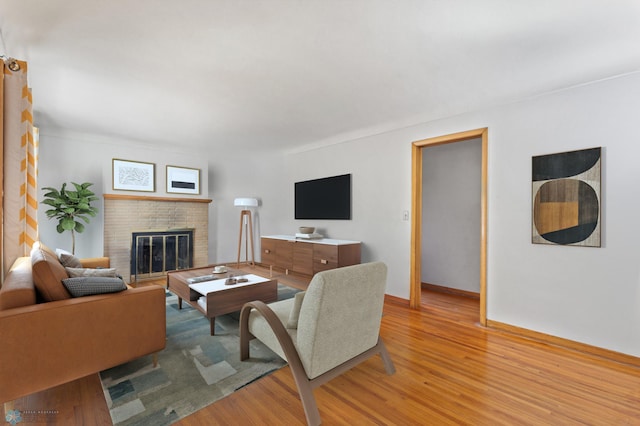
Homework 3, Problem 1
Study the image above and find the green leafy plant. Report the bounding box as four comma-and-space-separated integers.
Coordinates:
41, 182, 99, 254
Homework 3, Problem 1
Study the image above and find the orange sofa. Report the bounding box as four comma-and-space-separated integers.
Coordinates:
0, 242, 166, 403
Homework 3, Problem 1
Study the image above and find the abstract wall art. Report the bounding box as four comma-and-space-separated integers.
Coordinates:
532, 147, 601, 247
166, 165, 200, 195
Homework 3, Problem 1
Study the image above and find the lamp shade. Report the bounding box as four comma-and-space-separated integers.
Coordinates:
234, 197, 258, 208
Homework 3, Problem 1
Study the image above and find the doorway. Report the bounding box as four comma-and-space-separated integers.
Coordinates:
410, 128, 488, 325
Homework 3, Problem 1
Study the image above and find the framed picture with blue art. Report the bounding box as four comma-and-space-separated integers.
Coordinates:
532, 147, 601, 247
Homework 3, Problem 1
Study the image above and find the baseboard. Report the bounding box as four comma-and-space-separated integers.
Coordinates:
487, 319, 640, 369
384, 294, 409, 306
421, 282, 480, 299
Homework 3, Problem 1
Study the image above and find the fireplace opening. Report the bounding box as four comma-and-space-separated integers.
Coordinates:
131, 229, 194, 281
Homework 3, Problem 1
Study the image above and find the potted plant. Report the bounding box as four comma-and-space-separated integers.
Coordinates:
41, 182, 99, 254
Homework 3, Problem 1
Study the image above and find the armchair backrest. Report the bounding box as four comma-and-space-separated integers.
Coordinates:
296, 261, 387, 379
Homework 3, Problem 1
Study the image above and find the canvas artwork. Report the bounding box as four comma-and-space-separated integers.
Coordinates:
532, 147, 601, 247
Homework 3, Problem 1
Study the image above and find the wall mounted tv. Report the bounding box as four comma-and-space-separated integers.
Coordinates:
295, 174, 351, 220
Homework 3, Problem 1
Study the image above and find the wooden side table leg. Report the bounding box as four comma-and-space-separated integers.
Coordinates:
210, 317, 216, 335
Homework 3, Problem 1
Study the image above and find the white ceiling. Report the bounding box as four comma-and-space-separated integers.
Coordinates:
2, 1, 640, 153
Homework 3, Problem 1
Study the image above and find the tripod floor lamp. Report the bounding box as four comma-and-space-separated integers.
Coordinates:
235, 197, 258, 268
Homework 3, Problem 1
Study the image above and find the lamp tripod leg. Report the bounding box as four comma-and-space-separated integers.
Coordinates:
247, 212, 255, 266
237, 210, 245, 269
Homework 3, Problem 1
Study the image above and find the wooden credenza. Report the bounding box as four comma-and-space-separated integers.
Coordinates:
261, 235, 361, 276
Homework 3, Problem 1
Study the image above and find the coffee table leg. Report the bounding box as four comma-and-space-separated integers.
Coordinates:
210, 317, 215, 336
178, 297, 183, 309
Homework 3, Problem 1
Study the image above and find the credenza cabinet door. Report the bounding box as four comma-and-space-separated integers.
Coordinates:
262, 238, 277, 266
292, 241, 314, 275
313, 244, 338, 273
275, 240, 293, 270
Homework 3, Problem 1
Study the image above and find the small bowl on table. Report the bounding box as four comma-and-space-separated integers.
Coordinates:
299, 227, 315, 234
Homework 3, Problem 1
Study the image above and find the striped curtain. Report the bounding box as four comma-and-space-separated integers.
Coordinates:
2, 59, 39, 277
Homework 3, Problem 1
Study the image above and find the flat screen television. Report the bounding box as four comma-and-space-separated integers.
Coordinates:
295, 174, 351, 220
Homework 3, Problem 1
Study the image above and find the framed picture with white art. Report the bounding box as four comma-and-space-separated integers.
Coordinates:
112, 159, 155, 192
166, 165, 200, 195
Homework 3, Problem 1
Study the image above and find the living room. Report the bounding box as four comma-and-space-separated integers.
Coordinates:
2, 1, 640, 424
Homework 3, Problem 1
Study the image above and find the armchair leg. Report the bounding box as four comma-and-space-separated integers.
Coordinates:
377, 339, 396, 375
152, 353, 158, 368
290, 364, 321, 426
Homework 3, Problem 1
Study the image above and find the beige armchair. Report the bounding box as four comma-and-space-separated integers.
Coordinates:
240, 261, 395, 425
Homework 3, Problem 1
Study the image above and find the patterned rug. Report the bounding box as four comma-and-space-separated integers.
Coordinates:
100, 284, 298, 425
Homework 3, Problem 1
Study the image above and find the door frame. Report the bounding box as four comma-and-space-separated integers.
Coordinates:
410, 128, 488, 325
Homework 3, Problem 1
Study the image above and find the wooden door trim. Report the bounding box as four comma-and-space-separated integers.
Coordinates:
410, 128, 488, 326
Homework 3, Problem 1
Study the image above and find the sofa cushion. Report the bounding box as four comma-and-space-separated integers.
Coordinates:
56, 248, 82, 268
65, 267, 118, 278
62, 277, 127, 297
287, 291, 306, 329
31, 242, 72, 301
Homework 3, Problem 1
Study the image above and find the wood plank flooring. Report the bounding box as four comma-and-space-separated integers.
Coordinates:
3, 373, 111, 425
177, 267, 640, 425
5, 264, 640, 425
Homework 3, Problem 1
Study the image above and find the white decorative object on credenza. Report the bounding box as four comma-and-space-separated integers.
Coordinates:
234, 197, 258, 268
295, 233, 323, 239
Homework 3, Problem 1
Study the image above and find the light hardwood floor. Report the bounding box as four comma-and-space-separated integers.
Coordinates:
6, 265, 640, 425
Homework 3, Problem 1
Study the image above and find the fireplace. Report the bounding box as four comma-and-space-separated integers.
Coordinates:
104, 195, 211, 282
131, 229, 194, 281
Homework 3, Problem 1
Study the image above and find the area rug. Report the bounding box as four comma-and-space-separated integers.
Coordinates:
100, 284, 298, 425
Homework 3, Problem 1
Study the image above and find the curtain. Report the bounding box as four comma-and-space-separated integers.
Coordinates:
2, 58, 38, 278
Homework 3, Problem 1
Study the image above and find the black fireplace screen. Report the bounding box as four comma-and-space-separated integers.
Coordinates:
131, 229, 194, 280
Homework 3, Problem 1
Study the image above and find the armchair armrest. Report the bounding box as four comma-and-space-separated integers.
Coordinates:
240, 300, 306, 376
80, 257, 110, 268
0, 285, 166, 403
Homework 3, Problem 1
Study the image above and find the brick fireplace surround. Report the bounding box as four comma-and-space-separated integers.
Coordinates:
103, 194, 212, 282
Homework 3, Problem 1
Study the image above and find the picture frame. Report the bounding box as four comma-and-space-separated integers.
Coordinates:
532, 147, 601, 247
166, 165, 200, 195
112, 159, 155, 192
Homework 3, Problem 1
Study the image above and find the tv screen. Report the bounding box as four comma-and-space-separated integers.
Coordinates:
295, 174, 351, 220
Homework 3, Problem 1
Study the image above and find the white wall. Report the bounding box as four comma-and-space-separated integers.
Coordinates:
279, 135, 413, 293
206, 150, 288, 265
280, 72, 640, 357
36, 71, 640, 358
37, 131, 208, 257
422, 139, 482, 293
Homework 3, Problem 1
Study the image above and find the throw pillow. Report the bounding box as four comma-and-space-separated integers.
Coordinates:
62, 277, 127, 297
55, 248, 82, 268
65, 267, 118, 278
286, 291, 306, 329
31, 242, 72, 301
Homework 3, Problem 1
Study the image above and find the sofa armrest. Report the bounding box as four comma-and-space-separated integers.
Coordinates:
0, 285, 166, 403
80, 257, 110, 268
